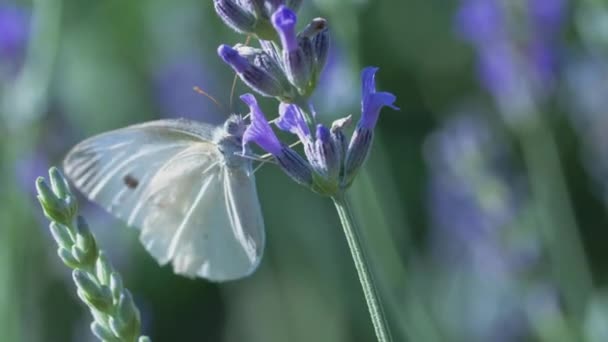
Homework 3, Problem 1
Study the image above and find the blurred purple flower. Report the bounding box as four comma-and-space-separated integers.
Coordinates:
425, 114, 543, 340
153, 57, 223, 123
0, 5, 29, 76
425, 115, 515, 250
528, 0, 566, 35
0, 6, 29, 60
456, 0, 505, 45
455, 0, 565, 104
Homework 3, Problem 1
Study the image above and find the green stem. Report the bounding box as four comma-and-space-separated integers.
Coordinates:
332, 192, 392, 342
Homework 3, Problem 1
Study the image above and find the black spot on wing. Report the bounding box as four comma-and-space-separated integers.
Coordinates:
123, 174, 139, 189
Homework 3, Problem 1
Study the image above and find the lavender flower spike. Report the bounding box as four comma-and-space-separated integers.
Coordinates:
241, 94, 313, 186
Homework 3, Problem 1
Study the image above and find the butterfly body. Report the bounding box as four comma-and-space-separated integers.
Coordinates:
64, 115, 265, 282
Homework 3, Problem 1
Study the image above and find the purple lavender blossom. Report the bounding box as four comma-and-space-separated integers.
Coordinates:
456, 0, 505, 45
0, 5, 29, 75
358, 67, 399, 130
241, 93, 283, 156
455, 0, 565, 105
0, 6, 29, 60
272, 6, 298, 53
276, 102, 312, 143
527, 0, 565, 85
425, 114, 539, 341
425, 115, 515, 248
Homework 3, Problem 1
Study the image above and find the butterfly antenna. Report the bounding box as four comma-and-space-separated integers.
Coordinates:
230, 35, 252, 112
193, 86, 228, 116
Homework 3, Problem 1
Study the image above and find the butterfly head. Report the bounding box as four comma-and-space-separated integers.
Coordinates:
223, 114, 246, 137
215, 115, 249, 167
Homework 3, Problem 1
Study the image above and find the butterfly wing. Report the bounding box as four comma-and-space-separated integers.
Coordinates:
64, 119, 265, 281
143, 164, 265, 281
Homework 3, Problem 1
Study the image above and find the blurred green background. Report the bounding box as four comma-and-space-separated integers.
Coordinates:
3, 0, 608, 341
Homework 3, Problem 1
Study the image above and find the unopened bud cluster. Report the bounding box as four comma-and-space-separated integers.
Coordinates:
215, 1, 329, 102
36, 168, 149, 342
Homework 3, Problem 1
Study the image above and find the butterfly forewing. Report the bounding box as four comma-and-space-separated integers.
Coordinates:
63, 119, 265, 281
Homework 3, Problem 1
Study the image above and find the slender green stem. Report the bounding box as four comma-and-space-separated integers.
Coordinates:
332, 192, 392, 342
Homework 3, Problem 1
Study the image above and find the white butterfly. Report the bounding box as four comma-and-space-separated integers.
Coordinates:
63, 115, 265, 282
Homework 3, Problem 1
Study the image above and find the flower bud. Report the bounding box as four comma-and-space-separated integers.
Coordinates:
276, 146, 313, 186
214, 0, 257, 34
272, 6, 313, 94
300, 18, 329, 78
343, 127, 373, 186
96, 251, 112, 286
73, 270, 113, 312
218, 44, 292, 99
91, 322, 117, 341
109, 272, 124, 302
58, 247, 80, 268
331, 115, 352, 162
314, 124, 340, 181
312, 24, 329, 76
50, 222, 74, 250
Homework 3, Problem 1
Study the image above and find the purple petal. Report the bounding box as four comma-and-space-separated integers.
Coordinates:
276, 102, 311, 141
315, 124, 331, 144
455, 0, 504, 44
528, 0, 565, 34
0, 6, 29, 65
361, 66, 379, 105
359, 67, 398, 129
272, 5, 298, 52
241, 93, 283, 156
217, 44, 248, 73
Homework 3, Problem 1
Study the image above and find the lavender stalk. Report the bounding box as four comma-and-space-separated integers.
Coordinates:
36, 167, 150, 342
332, 192, 392, 342
214, 3, 399, 340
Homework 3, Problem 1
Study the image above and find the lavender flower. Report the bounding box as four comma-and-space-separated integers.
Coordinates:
215, 2, 396, 339
218, 44, 295, 99
272, 5, 312, 92
214, 0, 302, 41
425, 114, 542, 341
217, 4, 330, 102
241, 67, 397, 196
455, 0, 565, 115
241, 93, 313, 186
0, 5, 29, 77
343, 67, 398, 185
